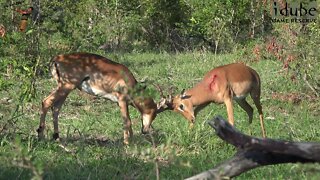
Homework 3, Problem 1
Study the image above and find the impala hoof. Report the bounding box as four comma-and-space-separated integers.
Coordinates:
37, 127, 45, 140
53, 133, 60, 141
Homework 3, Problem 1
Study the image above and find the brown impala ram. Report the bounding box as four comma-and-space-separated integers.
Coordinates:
159, 63, 266, 137
38, 52, 159, 144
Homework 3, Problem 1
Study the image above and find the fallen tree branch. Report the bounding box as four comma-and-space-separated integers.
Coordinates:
186, 116, 320, 179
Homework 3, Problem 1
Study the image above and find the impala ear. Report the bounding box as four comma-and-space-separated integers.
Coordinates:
180, 89, 186, 96
180, 89, 191, 99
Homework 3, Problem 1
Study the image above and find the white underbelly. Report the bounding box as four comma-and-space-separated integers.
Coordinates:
80, 80, 118, 102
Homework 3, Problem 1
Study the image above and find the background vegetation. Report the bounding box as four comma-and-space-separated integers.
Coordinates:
0, 0, 319, 179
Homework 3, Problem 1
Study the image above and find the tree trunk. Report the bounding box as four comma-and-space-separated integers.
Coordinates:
186, 116, 320, 179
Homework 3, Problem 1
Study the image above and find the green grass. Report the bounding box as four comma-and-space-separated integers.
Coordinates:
0, 52, 319, 179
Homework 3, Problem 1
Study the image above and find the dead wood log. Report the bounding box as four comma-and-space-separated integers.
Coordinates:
186, 116, 320, 179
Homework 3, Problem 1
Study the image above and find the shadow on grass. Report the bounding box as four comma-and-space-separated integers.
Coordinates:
54, 129, 169, 148
0, 131, 198, 180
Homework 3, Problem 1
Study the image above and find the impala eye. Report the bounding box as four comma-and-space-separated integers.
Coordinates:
179, 104, 184, 111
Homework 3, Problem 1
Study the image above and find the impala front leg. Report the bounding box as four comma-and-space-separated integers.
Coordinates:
224, 97, 234, 126
118, 99, 133, 145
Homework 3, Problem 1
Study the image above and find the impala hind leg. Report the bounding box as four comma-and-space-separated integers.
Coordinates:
38, 84, 73, 139
250, 89, 266, 138
38, 90, 58, 139
52, 90, 71, 140
236, 98, 254, 124
118, 98, 133, 145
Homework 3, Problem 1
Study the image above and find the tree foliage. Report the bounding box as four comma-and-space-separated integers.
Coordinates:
0, 0, 319, 97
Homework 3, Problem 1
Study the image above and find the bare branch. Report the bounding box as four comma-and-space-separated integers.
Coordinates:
186, 116, 320, 180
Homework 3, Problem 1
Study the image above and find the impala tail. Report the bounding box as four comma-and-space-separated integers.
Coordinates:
49, 57, 60, 83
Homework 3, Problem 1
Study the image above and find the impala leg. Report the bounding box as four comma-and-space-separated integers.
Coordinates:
118, 98, 133, 145
224, 97, 235, 126
235, 99, 254, 124
51, 90, 70, 140
38, 84, 73, 140
251, 89, 266, 138
38, 89, 59, 139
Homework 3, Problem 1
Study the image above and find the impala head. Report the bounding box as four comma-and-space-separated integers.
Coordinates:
157, 89, 195, 124
172, 89, 195, 124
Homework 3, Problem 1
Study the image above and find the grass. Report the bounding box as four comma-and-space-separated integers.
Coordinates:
0, 52, 319, 179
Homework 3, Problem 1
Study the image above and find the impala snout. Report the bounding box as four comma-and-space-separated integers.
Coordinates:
190, 115, 196, 124
183, 112, 195, 124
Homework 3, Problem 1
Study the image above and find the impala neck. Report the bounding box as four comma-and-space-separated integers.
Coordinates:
186, 83, 210, 107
